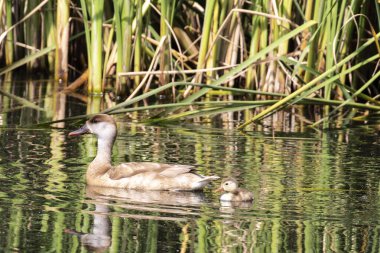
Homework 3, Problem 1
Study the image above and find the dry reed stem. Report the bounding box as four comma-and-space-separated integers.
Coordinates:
0, 0, 49, 44
149, 2, 185, 70
141, 35, 194, 64
124, 36, 167, 101
183, 7, 297, 97
118, 65, 238, 76
63, 69, 89, 93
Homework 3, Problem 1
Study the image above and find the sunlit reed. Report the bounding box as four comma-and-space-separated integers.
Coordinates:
0, 1, 379, 128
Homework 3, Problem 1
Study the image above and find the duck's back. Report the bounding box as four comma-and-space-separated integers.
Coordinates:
109, 162, 195, 179
90, 162, 218, 190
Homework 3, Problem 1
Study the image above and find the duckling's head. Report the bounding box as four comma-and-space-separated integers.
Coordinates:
69, 114, 117, 140
216, 178, 239, 193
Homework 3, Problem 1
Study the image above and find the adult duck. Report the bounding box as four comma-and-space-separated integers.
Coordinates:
215, 178, 253, 202
69, 114, 219, 190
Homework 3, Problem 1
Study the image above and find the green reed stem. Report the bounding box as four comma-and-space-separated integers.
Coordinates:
281, 56, 380, 106
158, 0, 170, 86
45, 0, 56, 73
238, 32, 380, 129
194, 0, 216, 82
103, 19, 115, 86
25, 0, 40, 71
55, 0, 70, 83
80, 0, 92, 65
114, 0, 133, 90
114, 0, 123, 75
246, 11, 260, 90
5, 0, 13, 65
180, 21, 317, 106
89, 0, 104, 94
150, 20, 315, 119
134, 0, 142, 86
123, 0, 133, 76
311, 67, 380, 127
304, 0, 321, 83
0, 29, 87, 76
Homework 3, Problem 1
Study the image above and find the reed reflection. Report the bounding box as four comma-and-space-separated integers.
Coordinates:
65, 186, 210, 252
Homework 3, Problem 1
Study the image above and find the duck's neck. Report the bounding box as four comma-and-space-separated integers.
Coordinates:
88, 137, 115, 177
86, 130, 116, 182
94, 137, 114, 164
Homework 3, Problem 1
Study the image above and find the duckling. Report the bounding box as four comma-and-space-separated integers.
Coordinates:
69, 114, 219, 191
215, 178, 253, 202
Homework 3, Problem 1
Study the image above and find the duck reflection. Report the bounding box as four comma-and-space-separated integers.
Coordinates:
65, 186, 206, 252
64, 203, 111, 252
86, 185, 206, 206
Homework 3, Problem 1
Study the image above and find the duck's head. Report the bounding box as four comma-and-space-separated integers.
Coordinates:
69, 114, 117, 140
215, 178, 239, 193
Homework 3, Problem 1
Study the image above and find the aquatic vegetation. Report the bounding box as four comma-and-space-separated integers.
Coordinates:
0, 1, 379, 128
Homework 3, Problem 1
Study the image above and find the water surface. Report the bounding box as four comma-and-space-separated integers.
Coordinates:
1, 79, 380, 252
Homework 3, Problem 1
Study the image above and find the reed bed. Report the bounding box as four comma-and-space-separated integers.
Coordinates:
0, 1, 379, 129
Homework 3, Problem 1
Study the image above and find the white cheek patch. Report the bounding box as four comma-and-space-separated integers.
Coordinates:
86, 123, 93, 133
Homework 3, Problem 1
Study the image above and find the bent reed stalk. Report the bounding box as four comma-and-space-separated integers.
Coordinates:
1, 1, 380, 129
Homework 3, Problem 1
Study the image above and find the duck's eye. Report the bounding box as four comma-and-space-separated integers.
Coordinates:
90, 117, 101, 123
225, 182, 229, 186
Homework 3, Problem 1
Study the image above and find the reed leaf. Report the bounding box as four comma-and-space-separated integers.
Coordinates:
288, 54, 380, 106
0, 47, 54, 76
281, 56, 380, 105
0, 30, 86, 76
101, 82, 288, 114
237, 31, 380, 130
0, 0, 49, 44
0, 88, 44, 111
154, 20, 317, 119
311, 63, 380, 127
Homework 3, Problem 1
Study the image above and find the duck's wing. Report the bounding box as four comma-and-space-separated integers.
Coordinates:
158, 164, 195, 178
109, 162, 195, 180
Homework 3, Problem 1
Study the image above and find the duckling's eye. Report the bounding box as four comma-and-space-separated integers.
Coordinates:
225, 182, 229, 186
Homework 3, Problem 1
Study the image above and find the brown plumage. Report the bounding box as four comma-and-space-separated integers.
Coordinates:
215, 178, 253, 202
69, 114, 219, 190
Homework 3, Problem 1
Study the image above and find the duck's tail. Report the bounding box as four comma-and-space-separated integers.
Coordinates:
192, 175, 220, 190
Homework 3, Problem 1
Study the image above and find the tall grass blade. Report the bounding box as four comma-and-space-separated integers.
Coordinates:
0, 88, 44, 111
237, 32, 380, 130
0, 0, 49, 44
155, 20, 317, 119
0, 47, 54, 76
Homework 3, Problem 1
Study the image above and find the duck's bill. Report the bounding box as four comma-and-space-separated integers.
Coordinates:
68, 124, 90, 136
214, 187, 223, 193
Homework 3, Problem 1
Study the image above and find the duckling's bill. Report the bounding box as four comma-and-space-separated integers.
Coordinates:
214, 186, 223, 193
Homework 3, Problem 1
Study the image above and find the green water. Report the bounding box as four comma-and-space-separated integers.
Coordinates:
1, 80, 380, 252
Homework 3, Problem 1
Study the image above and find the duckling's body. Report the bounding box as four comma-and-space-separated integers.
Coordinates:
69, 114, 219, 191
216, 178, 253, 202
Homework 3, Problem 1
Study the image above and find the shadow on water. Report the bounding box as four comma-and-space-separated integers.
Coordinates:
1, 78, 380, 252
